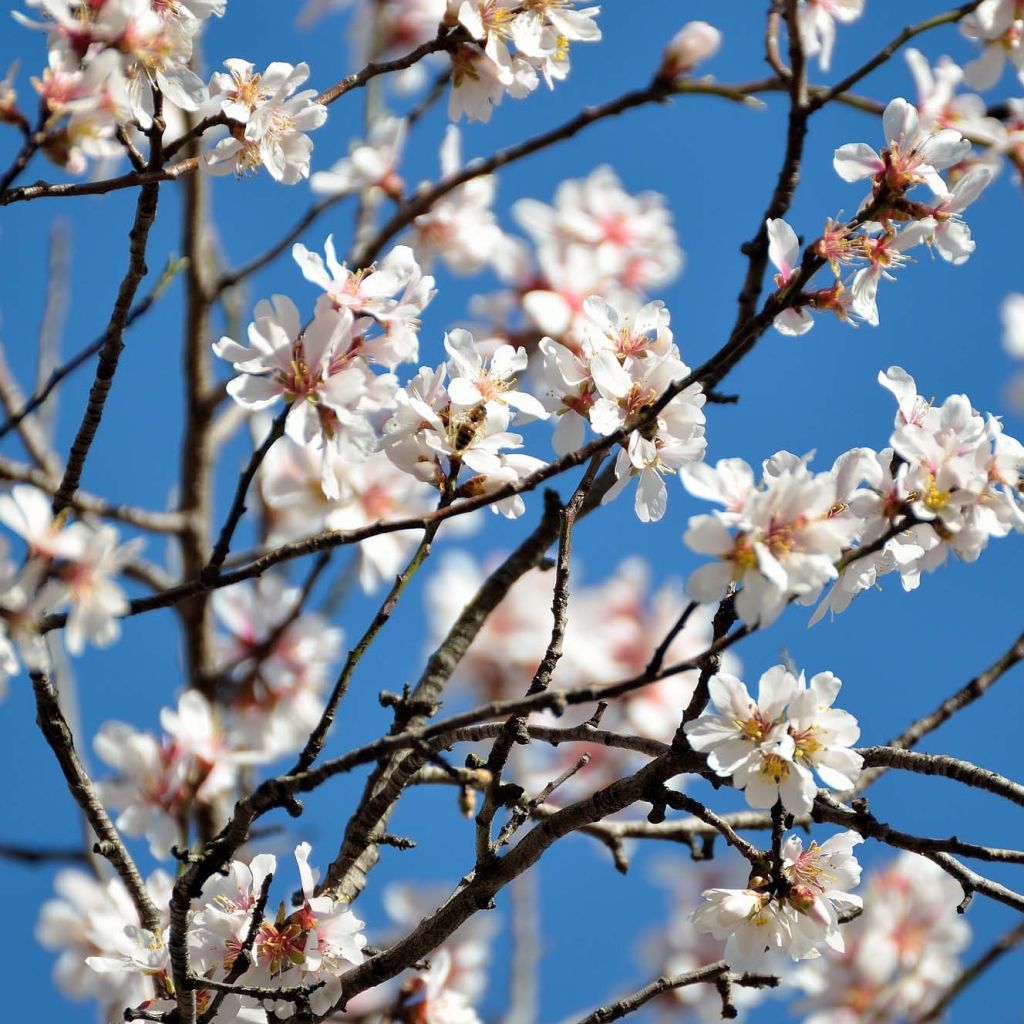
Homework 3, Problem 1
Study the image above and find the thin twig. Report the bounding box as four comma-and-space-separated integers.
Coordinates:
29, 668, 161, 931
51, 179, 161, 514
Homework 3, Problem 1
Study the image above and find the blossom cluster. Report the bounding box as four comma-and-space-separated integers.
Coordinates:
447, 0, 601, 122
92, 572, 343, 856
37, 844, 366, 1021
791, 853, 971, 1023
639, 850, 969, 1023
0, 485, 141, 693
684, 664, 862, 816
11, 0, 328, 182
693, 831, 864, 970
215, 222, 704, 523
767, 97, 989, 335
682, 366, 1024, 627
38, 859, 494, 1023
298, 0, 603, 123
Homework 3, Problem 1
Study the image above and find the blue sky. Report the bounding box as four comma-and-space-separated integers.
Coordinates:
2, 1, 1024, 1021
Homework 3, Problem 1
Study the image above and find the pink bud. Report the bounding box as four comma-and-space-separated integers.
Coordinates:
659, 22, 722, 80
788, 884, 818, 913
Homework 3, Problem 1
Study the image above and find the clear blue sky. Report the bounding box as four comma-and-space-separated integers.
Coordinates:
2, 2, 1024, 1021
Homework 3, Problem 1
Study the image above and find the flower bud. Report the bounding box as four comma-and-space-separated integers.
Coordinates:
788, 884, 819, 913
658, 22, 722, 81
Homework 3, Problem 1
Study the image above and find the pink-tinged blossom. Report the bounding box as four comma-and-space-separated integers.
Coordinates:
94, 690, 241, 857
792, 852, 970, 1022
693, 831, 863, 970
382, 333, 547, 514
188, 852, 278, 977
187, 844, 365, 1017
682, 454, 864, 627
797, 0, 865, 72
212, 574, 343, 760
833, 96, 972, 197
766, 217, 814, 335
37, 867, 173, 1018
447, 0, 599, 120
905, 48, 1007, 144
444, 328, 548, 421
293, 238, 434, 335
408, 126, 512, 275
291, 842, 368, 1015
536, 335, 598, 455
961, 0, 1024, 89
261, 439, 434, 591
514, 165, 682, 295
848, 220, 933, 327
213, 295, 395, 462
448, 41, 537, 123
311, 114, 406, 197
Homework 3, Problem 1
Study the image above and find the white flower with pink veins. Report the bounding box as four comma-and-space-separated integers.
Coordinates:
292, 237, 434, 335
206, 60, 326, 183
36, 867, 172, 1015
213, 573, 342, 759
514, 165, 682, 293
94, 690, 241, 857
833, 96, 972, 198
293, 843, 368, 1016
782, 832, 864, 956
213, 295, 394, 461
444, 327, 548, 422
